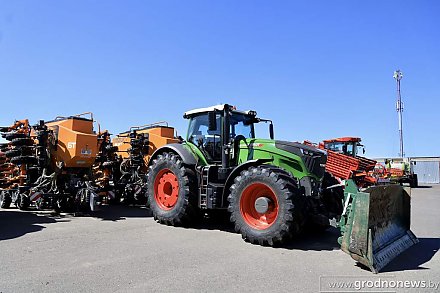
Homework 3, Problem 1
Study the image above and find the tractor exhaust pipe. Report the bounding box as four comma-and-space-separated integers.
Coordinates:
222, 104, 231, 170
217, 104, 231, 180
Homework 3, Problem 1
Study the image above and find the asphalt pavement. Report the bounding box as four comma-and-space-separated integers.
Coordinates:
0, 185, 439, 293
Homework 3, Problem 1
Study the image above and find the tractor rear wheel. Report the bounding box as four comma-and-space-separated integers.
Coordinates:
228, 165, 305, 246
147, 152, 198, 226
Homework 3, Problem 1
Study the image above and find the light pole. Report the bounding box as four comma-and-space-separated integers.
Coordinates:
393, 70, 404, 158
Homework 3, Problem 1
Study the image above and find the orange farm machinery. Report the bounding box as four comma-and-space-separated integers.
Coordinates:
0, 119, 33, 208
110, 122, 179, 204
373, 159, 418, 187
93, 130, 121, 203
305, 137, 378, 187
0, 113, 105, 212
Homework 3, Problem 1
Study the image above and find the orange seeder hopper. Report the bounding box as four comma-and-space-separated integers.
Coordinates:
112, 121, 178, 164
45, 112, 98, 168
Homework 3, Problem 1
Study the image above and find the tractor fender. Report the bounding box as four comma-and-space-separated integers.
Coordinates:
148, 143, 197, 166
221, 158, 273, 206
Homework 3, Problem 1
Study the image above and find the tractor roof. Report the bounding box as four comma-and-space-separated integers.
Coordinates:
184, 104, 254, 118
322, 137, 362, 144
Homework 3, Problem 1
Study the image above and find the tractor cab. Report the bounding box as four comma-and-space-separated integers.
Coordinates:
184, 104, 273, 165
321, 137, 365, 157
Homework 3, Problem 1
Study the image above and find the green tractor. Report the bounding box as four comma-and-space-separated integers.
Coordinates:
146, 104, 417, 273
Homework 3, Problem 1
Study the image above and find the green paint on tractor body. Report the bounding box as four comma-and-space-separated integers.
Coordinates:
237, 138, 321, 182
183, 142, 209, 166
183, 136, 324, 195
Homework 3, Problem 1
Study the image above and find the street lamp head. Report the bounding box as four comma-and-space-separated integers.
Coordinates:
393, 70, 403, 80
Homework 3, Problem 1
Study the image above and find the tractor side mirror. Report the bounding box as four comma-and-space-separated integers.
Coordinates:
208, 112, 217, 131
269, 123, 274, 140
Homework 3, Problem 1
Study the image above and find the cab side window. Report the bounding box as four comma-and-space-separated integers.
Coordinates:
187, 114, 222, 162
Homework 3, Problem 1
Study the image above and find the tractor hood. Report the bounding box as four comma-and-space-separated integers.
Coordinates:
237, 139, 327, 180
275, 140, 327, 178
275, 141, 326, 157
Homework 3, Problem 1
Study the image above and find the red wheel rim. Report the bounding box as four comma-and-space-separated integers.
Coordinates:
154, 168, 179, 210
240, 183, 278, 230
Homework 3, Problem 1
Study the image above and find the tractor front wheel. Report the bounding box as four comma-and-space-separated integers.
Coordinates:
147, 152, 198, 226
228, 165, 305, 246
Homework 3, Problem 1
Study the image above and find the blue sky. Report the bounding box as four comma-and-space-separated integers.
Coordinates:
0, 1, 438, 158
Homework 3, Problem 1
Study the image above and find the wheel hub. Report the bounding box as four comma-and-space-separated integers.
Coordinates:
254, 196, 272, 214
154, 168, 179, 210
240, 183, 279, 230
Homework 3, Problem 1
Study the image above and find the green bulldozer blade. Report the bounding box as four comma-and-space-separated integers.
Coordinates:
338, 180, 418, 273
